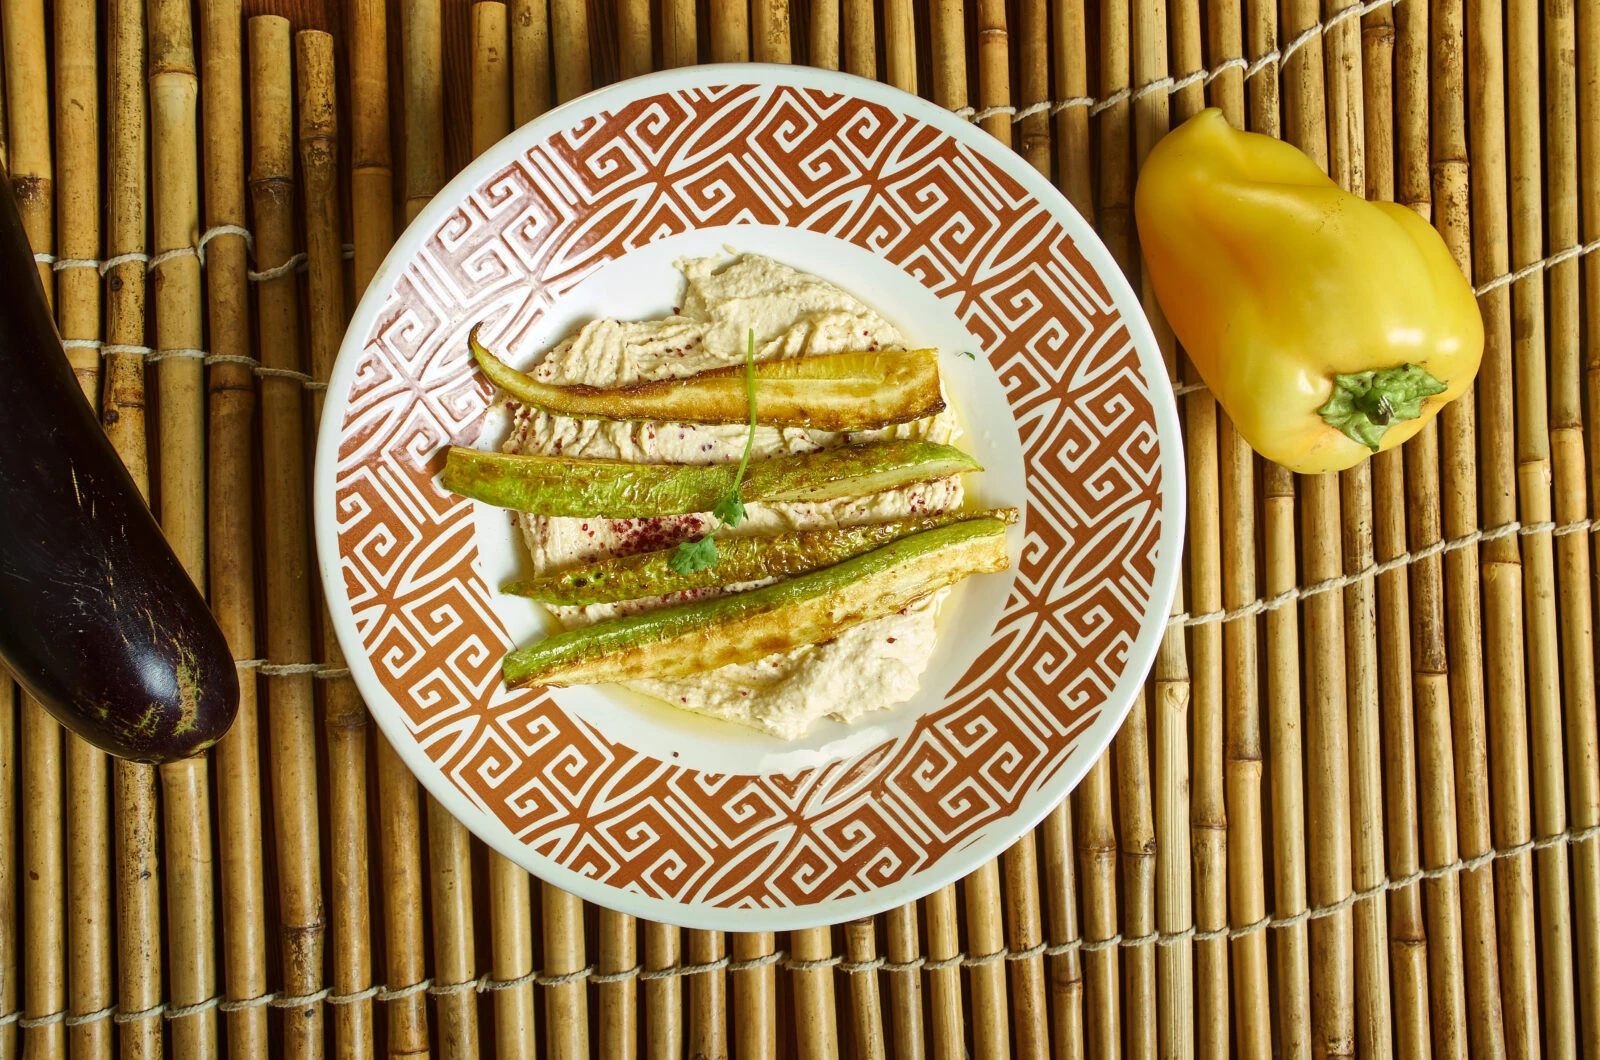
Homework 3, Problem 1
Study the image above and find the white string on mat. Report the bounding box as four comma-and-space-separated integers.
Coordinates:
234, 658, 351, 680
31, 226, 345, 282
949, 0, 1400, 124
1172, 516, 1593, 627
6, 819, 1592, 1030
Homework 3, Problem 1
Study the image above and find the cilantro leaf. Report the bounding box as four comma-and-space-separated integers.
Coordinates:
958, 350, 977, 360
712, 491, 746, 527
669, 534, 720, 575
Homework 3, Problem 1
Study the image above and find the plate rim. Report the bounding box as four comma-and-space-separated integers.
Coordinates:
313, 62, 1187, 932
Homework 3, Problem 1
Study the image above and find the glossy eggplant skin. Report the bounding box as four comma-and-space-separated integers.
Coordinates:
0, 174, 237, 762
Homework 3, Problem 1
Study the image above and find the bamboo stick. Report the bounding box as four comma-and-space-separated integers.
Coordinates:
427, 796, 480, 1057
348, 2, 428, 1055
1005, 834, 1048, 1060
483, 858, 535, 1060
0, 692, 12, 1052
552, 0, 592, 102
662, 0, 697, 68
1561, 4, 1600, 1054
1322, 3, 1395, 1055
843, 922, 885, 1060
1017, 0, 1048, 176
147, 0, 205, 584
20, 704, 63, 1058
598, 908, 636, 1060
974, 0, 1008, 150
790, 928, 838, 1058
543, 885, 589, 1059
511, 0, 552, 123
1076, 762, 1120, 1058
2, 0, 51, 296
403, 0, 446, 221
931, 0, 965, 113
841, 0, 873, 75
148, 4, 221, 1051
199, 0, 269, 1055
1464, 0, 1540, 1052
1053, 0, 1091, 218
687, 930, 727, 1059
809, 0, 838, 68
1279, 2, 1360, 1053
1362, 6, 1428, 1056
1388, 6, 1465, 1056
159, 761, 217, 1058
1202, 4, 1268, 1056
7, 3, 64, 1052
884, 903, 925, 1060
645, 923, 682, 1060
297, 30, 378, 1060
103, 3, 162, 1055
710, 0, 749, 61
1239, 3, 1313, 1054
960, 859, 1010, 1059
753, 0, 791, 63
1040, 804, 1085, 1060
114, 764, 161, 1060
54, 0, 112, 1051
731, 932, 775, 1058
925, 886, 965, 1060
249, 19, 327, 1059
377, 738, 431, 1058
350, 0, 395, 292
1428, 1, 1507, 1053
1405, 2, 1477, 1055
54, 0, 99, 400
1117, 695, 1157, 1060
472, 4, 512, 156
618, 0, 651, 78
883, 0, 915, 92
1507, 0, 1578, 1052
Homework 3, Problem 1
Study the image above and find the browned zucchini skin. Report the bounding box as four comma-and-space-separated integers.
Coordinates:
0, 173, 238, 762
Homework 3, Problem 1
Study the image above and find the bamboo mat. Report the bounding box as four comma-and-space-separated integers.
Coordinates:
1, 0, 1598, 1056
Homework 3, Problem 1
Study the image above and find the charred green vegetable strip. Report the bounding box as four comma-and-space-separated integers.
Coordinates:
503, 508, 1020, 604
471, 326, 945, 430
502, 517, 1011, 688
440, 439, 981, 518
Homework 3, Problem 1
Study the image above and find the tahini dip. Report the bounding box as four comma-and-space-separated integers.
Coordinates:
503, 252, 963, 739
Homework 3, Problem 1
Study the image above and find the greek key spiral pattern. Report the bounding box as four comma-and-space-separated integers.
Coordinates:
334, 84, 1164, 909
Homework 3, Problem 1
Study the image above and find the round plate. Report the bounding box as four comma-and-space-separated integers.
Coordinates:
315, 64, 1183, 931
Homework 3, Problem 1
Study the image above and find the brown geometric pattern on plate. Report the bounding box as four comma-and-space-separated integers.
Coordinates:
333, 83, 1163, 908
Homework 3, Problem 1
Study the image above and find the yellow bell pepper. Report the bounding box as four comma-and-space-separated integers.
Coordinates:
1133, 108, 1483, 475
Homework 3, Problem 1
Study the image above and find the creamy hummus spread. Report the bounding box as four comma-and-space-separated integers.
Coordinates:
503, 252, 963, 738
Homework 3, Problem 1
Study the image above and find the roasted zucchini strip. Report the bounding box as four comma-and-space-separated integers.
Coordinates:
470, 326, 945, 430
502, 517, 1011, 688
503, 508, 1019, 604
440, 439, 981, 518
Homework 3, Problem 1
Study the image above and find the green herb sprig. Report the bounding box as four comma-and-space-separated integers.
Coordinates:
669, 329, 758, 575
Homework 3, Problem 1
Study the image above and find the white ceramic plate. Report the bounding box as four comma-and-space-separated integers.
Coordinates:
315, 64, 1183, 930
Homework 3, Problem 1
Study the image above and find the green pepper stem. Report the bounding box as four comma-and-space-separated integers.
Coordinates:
1317, 364, 1447, 451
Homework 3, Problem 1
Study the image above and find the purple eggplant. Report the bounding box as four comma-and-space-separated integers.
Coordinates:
0, 171, 237, 761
